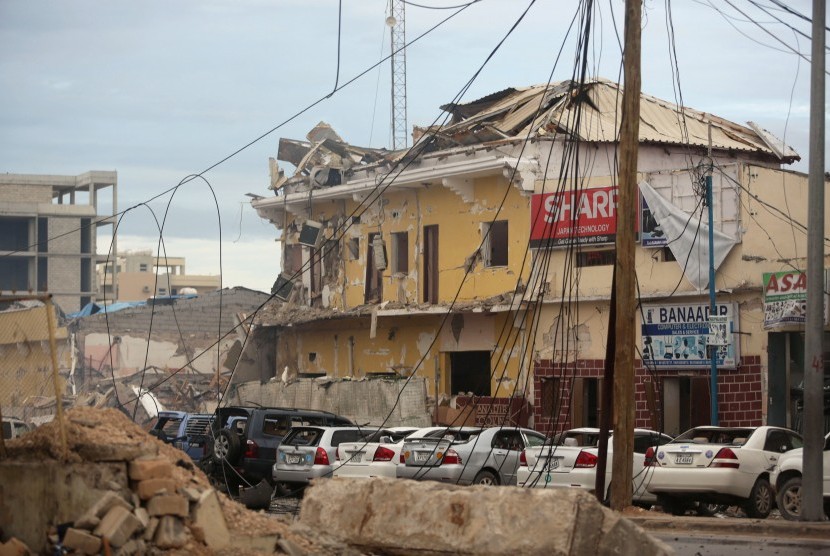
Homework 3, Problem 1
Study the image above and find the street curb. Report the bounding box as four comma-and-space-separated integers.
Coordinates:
628, 515, 830, 540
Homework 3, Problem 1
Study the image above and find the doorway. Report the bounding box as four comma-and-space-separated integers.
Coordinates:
662, 376, 711, 436
449, 351, 491, 396
423, 225, 438, 304
571, 377, 602, 428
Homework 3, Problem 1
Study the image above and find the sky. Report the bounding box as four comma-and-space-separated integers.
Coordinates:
0, 0, 825, 293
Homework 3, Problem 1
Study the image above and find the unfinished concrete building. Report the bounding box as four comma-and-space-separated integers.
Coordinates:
0, 171, 117, 312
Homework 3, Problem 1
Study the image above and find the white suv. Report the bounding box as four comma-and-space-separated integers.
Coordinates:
771, 432, 830, 520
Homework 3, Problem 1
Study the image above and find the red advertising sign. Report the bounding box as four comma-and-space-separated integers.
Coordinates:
530, 186, 625, 248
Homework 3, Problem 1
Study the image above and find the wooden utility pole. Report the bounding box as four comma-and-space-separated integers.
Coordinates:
610, 0, 641, 511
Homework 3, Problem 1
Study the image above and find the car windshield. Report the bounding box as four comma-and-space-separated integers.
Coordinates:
553, 431, 601, 447
283, 428, 323, 447
525, 433, 547, 448
673, 428, 754, 445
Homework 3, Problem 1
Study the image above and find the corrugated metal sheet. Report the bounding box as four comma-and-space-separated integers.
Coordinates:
438, 79, 799, 162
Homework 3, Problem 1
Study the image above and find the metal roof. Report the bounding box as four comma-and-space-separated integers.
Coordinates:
435, 78, 799, 162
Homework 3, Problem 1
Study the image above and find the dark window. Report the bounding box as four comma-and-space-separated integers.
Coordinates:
80, 218, 91, 254
449, 350, 491, 396
0, 217, 31, 251
764, 429, 798, 453
37, 257, 48, 291
423, 225, 439, 303
262, 416, 293, 437
81, 257, 91, 292
365, 233, 383, 303
492, 430, 524, 451
576, 249, 616, 267
483, 220, 508, 267
309, 246, 322, 299
283, 428, 322, 447
0, 258, 31, 291
391, 231, 409, 274
37, 218, 48, 253
283, 244, 303, 276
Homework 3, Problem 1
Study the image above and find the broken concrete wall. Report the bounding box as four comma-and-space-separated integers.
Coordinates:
0, 461, 130, 550
230, 376, 431, 427
74, 287, 270, 379
301, 478, 673, 555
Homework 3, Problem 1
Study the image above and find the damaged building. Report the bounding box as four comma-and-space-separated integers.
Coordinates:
252, 78, 829, 434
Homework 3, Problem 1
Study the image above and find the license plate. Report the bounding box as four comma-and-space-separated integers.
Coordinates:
286, 454, 301, 464
350, 452, 362, 463
675, 454, 693, 464
545, 458, 561, 471
414, 451, 430, 463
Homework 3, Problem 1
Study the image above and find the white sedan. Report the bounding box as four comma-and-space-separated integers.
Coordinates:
333, 427, 444, 479
645, 425, 802, 518
517, 428, 672, 505
771, 432, 830, 520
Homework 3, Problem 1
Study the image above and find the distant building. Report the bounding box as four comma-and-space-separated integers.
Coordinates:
96, 250, 221, 301
0, 171, 117, 312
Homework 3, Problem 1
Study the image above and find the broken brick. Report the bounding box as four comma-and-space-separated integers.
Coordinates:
147, 494, 189, 517
62, 528, 102, 555
94, 505, 143, 548
128, 457, 173, 481
136, 478, 177, 500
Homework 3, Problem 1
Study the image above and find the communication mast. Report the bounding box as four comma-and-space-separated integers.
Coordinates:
387, 0, 408, 149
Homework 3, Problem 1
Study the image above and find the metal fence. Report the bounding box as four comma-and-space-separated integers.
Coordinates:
0, 295, 68, 457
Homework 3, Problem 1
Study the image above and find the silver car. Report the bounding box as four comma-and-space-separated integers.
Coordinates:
397, 426, 546, 486
272, 426, 376, 492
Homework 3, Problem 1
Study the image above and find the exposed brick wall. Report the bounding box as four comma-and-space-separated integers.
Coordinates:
532, 355, 763, 435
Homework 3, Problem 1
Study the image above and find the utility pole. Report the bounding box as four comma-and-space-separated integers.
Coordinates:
388, 0, 408, 150
802, 0, 825, 523
707, 124, 720, 425
610, 0, 641, 511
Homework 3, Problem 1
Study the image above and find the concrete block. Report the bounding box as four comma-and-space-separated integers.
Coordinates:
128, 457, 173, 481
114, 538, 146, 556
94, 506, 143, 548
191, 489, 230, 549
136, 478, 177, 500
181, 486, 203, 502
134, 507, 149, 529
153, 516, 189, 549
0, 538, 31, 556
62, 528, 102, 555
300, 478, 673, 555
147, 494, 189, 517
76, 491, 133, 530
143, 518, 159, 542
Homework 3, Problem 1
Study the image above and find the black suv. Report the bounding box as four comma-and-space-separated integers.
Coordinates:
199, 405, 353, 492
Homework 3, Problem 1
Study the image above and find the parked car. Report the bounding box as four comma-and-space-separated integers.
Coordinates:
644, 425, 803, 518
200, 406, 353, 492
397, 426, 546, 486
771, 432, 830, 520
517, 428, 673, 505
273, 426, 377, 493
2, 416, 34, 440
333, 426, 445, 479
149, 411, 214, 460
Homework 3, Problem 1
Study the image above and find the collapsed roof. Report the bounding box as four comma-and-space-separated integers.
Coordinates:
267, 78, 799, 192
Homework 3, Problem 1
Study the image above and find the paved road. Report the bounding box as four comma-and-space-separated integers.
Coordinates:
656, 533, 830, 556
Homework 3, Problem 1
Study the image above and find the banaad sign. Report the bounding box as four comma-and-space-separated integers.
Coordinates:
641, 301, 738, 369
762, 270, 829, 329
530, 186, 621, 248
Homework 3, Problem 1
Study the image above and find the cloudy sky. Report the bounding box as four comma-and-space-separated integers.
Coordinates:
0, 0, 824, 293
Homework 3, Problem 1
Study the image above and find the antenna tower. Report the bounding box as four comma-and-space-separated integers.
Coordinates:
388, 0, 408, 149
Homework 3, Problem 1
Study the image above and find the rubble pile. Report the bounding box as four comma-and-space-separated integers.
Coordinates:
0, 407, 328, 555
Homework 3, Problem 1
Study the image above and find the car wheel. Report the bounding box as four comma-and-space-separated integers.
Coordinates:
658, 495, 689, 516
776, 476, 802, 521
695, 502, 728, 517
214, 429, 242, 462
473, 470, 499, 486
743, 478, 772, 519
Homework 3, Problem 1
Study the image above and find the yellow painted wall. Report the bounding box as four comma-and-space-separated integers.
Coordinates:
0, 305, 70, 407
283, 175, 531, 311
276, 311, 525, 397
